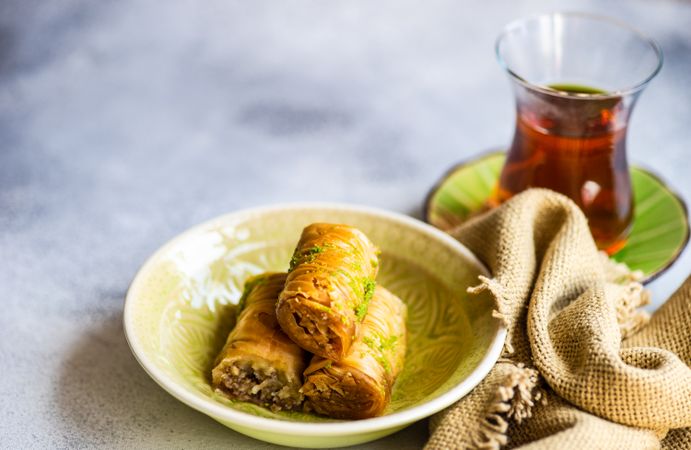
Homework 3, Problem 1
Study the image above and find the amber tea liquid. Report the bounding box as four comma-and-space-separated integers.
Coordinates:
494, 84, 634, 254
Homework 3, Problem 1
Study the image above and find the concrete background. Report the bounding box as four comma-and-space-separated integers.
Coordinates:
1, 0, 689, 448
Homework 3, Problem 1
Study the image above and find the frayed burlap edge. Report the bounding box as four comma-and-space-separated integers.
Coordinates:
599, 252, 651, 338
426, 359, 547, 450
468, 277, 514, 353
462, 275, 546, 450
471, 362, 546, 450
430, 254, 651, 450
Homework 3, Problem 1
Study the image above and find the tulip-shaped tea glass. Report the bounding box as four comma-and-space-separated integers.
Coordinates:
493, 13, 662, 254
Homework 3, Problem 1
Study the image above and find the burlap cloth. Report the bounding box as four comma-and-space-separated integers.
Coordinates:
426, 189, 691, 450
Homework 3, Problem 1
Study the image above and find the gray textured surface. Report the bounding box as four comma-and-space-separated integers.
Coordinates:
1, 0, 689, 448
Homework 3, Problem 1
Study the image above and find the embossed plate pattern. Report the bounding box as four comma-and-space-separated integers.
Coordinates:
124, 204, 506, 448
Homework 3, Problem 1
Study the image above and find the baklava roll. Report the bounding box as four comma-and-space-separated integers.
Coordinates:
301, 286, 407, 419
212, 273, 308, 412
276, 223, 380, 361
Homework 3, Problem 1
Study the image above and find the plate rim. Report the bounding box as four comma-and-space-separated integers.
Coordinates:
423, 151, 690, 283
123, 202, 507, 437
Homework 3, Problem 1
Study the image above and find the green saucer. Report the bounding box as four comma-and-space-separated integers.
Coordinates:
424, 152, 689, 283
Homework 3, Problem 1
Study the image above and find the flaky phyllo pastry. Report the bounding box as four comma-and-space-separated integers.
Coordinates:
211, 273, 308, 411
211, 223, 408, 420
276, 223, 380, 361
301, 286, 407, 419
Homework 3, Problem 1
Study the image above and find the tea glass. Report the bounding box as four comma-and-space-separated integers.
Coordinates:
493, 12, 662, 254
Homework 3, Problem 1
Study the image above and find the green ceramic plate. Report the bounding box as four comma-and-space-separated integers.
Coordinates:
424, 152, 689, 282
124, 203, 506, 448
